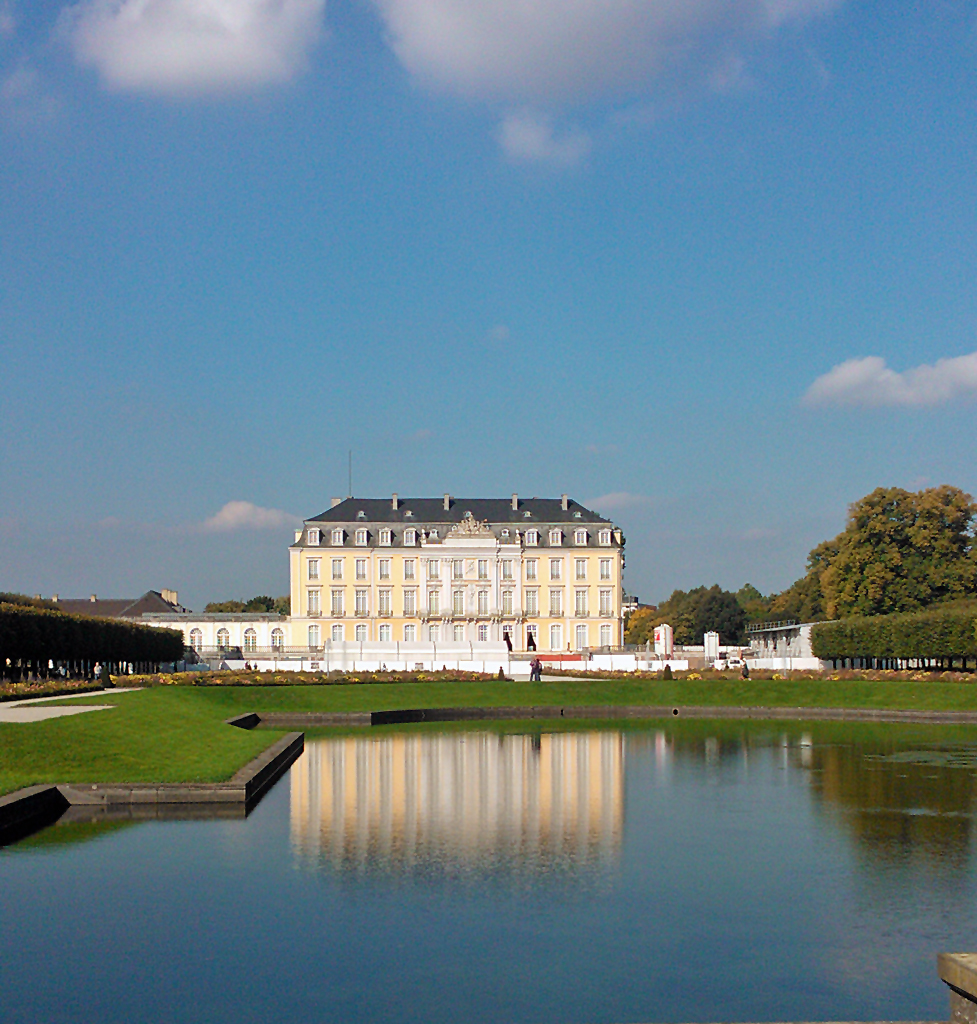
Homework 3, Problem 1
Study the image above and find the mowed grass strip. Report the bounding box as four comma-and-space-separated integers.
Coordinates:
8, 676, 977, 797
0, 688, 285, 797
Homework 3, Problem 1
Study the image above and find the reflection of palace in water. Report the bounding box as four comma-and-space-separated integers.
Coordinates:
290, 732, 624, 873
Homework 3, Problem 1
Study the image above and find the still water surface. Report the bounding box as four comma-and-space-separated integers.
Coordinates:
2, 720, 977, 1023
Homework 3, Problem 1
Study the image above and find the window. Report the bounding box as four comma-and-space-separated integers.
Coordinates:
404, 559, 416, 580
267, 627, 282, 651
575, 558, 587, 580
599, 529, 612, 545
404, 624, 416, 641
428, 590, 440, 615
428, 624, 440, 642
526, 559, 538, 581
477, 590, 489, 615
403, 590, 416, 616
331, 528, 343, 546
575, 590, 588, 616
452, 559, 463, 580
525, 529, 539, 546
404, 528, 417, 546
502, 590, 513, 615
189, 628, 202, 651
355, 559, 367, 580
550, 559, 562, 580
379, 558, 391, 580
308, 624, 321, 648
550, 624, 563, 650
244, 628, 257, 652
453, 624, 465, 641
549, 529, 562, 546
379, 623, 392, 641
355, 528, 367, 546
355, 624, 367, 641
378, 590, 392, 615
429, 528, 439, 540
599, 558, 611, 580
502, 559, 513, 580
307, 589, 320, 615
477, 559, 488, 579
331, 590, 344, 616
574, 528, 588, 545
308, 529, 320, 546
600, 624, 612, 646
575, 624, 588, 649
525, 590, 538, 616
216, 628, 230, 649
549, 589, 563, 616
331, 624, 344, 642
599, 590, 613, 616
332, 558, 343, 580
355, 590, 368, 615
452, 590, 464, 615
428, 559, 440, 580
501, 528, 510, 540
309, 559, 320, 580
526, 623, 538, 646
379, 528, 391, 546
477, 623, 489, 642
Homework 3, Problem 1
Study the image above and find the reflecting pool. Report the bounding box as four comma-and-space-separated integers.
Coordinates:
3, 720, 977, 1024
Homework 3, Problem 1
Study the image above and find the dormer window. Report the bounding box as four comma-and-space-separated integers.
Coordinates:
357, 510, 366, 519
429, 528, 439, 540
574, 528, 588, 545
404, 528, 416, 546
523, 510, 532, 518
599, 529, 612, 545
355, 528, 368, 546
331, 528, 343, 546
404, 510, 413, 517
501, 528, 510, 539
549, 529, 562, 546
573, 511, 583, 519
525, 529, 539, 546
379, 528, 391, 546
307, 529, 320, 546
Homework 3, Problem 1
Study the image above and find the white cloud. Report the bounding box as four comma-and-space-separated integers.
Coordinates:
202, 501, 298, 531
585, 492, 652, 512
1, 61, 61, 124
60, 0, 327, 95
803, 352, 977, 408
497, 110, 590, 166
371, 0, 841, 106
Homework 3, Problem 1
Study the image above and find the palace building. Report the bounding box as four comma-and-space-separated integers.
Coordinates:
289, 494, 625, 654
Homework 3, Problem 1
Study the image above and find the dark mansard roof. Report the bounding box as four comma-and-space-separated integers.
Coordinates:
306, 497, 613, 526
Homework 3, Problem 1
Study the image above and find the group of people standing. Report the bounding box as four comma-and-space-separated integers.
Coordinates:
528, 657, 543, 682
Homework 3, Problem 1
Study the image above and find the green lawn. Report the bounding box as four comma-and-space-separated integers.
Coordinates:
5, 676, 977, 797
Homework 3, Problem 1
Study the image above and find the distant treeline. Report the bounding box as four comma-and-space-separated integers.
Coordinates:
204, 595, 289, 614
811, 603, 977, 670
0, 601, 184, 679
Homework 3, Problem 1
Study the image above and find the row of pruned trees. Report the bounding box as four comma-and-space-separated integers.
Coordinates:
0, 602, 184, 681
811, 603, 977, 671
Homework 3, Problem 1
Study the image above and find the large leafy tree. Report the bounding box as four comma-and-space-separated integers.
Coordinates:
819, 485, 977, 618
626, 586, 746, 645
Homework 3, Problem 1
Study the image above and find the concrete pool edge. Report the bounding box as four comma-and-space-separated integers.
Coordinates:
0, 732, 304, 847
227, 705, 977, 729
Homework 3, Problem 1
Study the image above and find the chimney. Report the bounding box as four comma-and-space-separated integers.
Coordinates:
561, 494, 569, 511
294, 529, 302, 543
392, 493, 399, 510
511, 493, 518, 510
161, 589, 178, 606
443, 494, 451, 511
90, 594, 97, 602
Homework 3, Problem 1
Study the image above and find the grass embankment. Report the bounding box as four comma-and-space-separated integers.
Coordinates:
7, 674, 977, 798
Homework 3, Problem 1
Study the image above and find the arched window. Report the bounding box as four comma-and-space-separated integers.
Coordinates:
355, 624, 367, 641
188, 628, 203, 651
243, 628, 257, 652
271, 628, 284, 651
379, 624, 391, 641
216, 628, 230, 649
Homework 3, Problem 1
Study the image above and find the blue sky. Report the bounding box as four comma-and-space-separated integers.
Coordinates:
2, 0, 977, 610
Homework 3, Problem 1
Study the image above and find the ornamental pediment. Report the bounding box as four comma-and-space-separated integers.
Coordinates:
447, 512, 494, 538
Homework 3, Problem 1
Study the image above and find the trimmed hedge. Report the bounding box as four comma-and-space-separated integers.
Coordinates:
0, 603, 184, 668
811, 604, 977, 663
